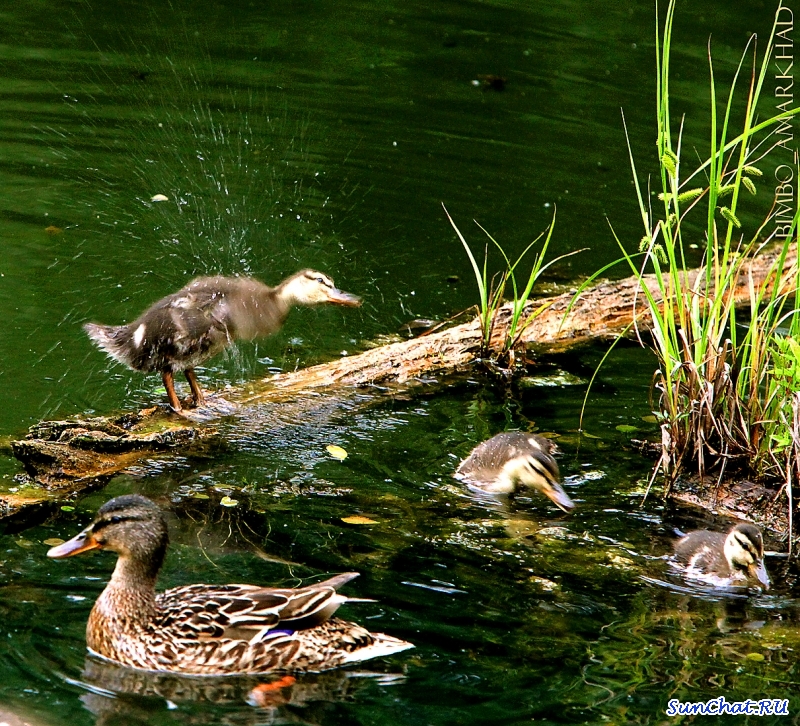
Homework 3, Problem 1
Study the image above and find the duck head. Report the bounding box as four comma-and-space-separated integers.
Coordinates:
501, 454, 575, 512
48, 495, 169, 576
279, 270, 362, 307
724, 523, 770, 590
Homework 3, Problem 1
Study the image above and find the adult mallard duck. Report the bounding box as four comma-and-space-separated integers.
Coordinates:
672, 522, 770, 590
47, 495, 413, 675
454, 432, 575, 511
84, 270, 361, 412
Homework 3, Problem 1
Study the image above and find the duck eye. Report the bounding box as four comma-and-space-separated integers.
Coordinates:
109, 515, 123, 525
315, 277, 326, 284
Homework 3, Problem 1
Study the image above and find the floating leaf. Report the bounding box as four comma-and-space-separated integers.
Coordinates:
220, 496, 239, 507
746, 652, 765, 662
150, 193, 169, 202
641, 415, 659, 424
15, 539, 34, 548
615, 424, 638, 433
60, 505, 75, 512
43, 538, 65, 547
341, 515, 378, 525
580, 431, 602, 439
45, 225, 63, 236
192, 492, 210, 499
326, 445, 348, 460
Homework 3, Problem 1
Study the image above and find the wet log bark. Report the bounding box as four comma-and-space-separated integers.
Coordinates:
5, 242, 797, 527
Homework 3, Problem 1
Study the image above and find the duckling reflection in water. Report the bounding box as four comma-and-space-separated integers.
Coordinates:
84, 270, 361, 412
672, 523, 770, 591
455, 432, 575, 512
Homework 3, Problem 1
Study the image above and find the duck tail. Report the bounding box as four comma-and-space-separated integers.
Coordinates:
83, 322, 135, 368
340, 633, 415, 665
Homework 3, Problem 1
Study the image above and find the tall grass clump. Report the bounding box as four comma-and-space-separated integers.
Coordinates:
619, 0, 800, 501
445, 205, 574, 369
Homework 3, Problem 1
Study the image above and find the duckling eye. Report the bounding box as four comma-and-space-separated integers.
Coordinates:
109, 515, 123, 525
315, 276, 326, 285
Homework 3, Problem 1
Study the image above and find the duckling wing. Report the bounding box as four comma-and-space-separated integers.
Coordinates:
673, 531, 731, 576
456, 432, 533, 481
157, 573, 360, 643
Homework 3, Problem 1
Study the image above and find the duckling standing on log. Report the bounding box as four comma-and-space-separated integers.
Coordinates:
84, 270, 362, 412
47, 494, 413, 675
672, 522, 770, 591
455, 432, 575, 511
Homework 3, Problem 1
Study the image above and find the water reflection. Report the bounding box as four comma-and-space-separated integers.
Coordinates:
77, 655, 406, 726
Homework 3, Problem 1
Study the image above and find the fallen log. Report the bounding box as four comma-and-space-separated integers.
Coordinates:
5, 242, 797, 527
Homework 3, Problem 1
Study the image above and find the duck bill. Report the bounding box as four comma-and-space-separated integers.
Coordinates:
47, 525, 101, 558
544, 483, 575, 512
751, 560, 770, 591
326, 288, 362, 307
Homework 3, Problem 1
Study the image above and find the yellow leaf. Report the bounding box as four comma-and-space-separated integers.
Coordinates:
150, 193, 169, 202
220, 496, 239, 507
326, 445, 348, 460
43, 538, 65, 547
341, 515, 378, 525
746, 652, 765, 662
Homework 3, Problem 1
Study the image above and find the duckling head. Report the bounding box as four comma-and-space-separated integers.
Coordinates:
47, 495, 169, 577
499, 454, 575, 512
279, 270, 362, 307
724, 523, 770, 590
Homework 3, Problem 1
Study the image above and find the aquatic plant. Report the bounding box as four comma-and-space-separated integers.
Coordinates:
445, 205, 568, 367
617, 0, 800, 502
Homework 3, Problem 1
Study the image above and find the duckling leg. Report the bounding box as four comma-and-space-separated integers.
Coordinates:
161, 371, 183, 412
185, 368, 205, 407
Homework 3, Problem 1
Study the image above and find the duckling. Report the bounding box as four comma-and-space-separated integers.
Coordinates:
47, 494, 413, 675
454, 432, 575, 511
673, 522, 770, 590
84, 270, 361, 411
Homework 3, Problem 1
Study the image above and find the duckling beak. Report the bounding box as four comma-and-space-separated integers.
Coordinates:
326, 288, 362, 307
47, 525, 101, 558
751, 560, 770, 591
543, 482, 576, 512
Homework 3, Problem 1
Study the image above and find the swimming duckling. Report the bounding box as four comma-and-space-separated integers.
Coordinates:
455, 432, 575, 511
47, 494, 413, 674
84, 270, 361, 411
673, 523, 770, 590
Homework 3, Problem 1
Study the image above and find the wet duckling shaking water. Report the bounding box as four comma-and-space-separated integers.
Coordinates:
84, 270, 361, 411
673, 522, 770, 591
455, 432, 575, 511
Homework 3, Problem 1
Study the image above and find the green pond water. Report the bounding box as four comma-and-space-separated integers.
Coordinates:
1, 0, 800, 723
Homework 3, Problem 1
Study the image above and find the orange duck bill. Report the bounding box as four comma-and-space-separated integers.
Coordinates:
47, 525, 102, 558
325, 288, 362, 307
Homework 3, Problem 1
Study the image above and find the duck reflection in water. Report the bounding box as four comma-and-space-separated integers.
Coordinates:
78, 654, 406, 725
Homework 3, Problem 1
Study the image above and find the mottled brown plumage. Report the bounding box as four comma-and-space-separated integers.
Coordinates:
455, 432, 574, 511
48, 495, 413, 674
673, 523, 770, 590
84, 270, 361, 411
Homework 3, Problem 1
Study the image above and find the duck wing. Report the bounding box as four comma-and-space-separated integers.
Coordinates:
156, 573, 361, 644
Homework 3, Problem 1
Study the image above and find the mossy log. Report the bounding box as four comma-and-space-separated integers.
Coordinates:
5, 243, 797, 528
